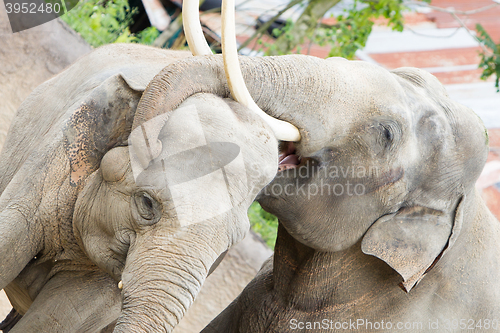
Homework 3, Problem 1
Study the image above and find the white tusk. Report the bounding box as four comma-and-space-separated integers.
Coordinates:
183, 0, 213, 55
220, 0, 301, 142
118, 280, 123, 289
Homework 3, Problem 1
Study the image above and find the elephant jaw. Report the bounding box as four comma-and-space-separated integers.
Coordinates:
278, 142, 301, 172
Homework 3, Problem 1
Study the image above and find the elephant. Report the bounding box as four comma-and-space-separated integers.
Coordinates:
200, 58, 500, 332
0, 13, 91, 327
0, 14, 278, 332
0, 43, 289, 332
173, 230, 273, 333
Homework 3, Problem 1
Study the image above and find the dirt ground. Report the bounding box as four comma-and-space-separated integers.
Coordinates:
0, 0, 91, 146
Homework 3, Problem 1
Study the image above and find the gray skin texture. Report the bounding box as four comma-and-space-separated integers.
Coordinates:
0, 13, 91, 329
0, 16, 267, 331
202, 59, 500, 332
172, 231, 273, 333
55, 232, 273, 333
0, 44, 279, 332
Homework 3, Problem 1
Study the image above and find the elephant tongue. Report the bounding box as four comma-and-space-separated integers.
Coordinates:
278, 142, 299, 171
279, 155, 299, 171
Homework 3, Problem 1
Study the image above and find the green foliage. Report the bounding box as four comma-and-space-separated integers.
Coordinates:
260, 0, 407, 58
248, 202, 279, 249
136, 26, 161, 45
262, 19, 304, 55
321, 0, 406, 59
61, 0, 159, 47
476, 24, 500, 92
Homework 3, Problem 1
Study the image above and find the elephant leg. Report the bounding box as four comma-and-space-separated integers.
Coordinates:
0, 208, 43, 291
9, 269, 121, 333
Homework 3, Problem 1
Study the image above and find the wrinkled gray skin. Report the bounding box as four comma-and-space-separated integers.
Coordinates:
173, 231, 273, 333
0, 44, 279, 332
202, 59, 500, 332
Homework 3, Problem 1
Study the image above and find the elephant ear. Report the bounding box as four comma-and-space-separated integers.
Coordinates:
361, 197, 465, 292
63, 69, 158, 187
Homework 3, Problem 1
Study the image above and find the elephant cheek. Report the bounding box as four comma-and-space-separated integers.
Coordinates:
113, 225, 229, 333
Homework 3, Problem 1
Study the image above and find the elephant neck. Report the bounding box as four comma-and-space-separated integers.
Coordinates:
271, 190, 496, 310
272, 223, 401, 309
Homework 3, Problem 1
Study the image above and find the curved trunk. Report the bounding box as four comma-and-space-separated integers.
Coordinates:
124, 54, 339, 332
133, 55, 333, 149
113, 224, 229, 333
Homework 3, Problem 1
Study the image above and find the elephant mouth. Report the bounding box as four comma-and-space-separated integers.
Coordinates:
278, 142, 301, 172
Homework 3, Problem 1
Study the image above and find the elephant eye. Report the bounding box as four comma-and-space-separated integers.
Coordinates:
383, 126, 393, 142
143, 195, 153, 210
378, 123, 398, 149
133, 192, 160, 224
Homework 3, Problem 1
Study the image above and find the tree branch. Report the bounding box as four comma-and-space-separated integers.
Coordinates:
404, 1, 500, 16
237, 0, 305, 51
269, 0, 342, 55
404, 0, 499, 56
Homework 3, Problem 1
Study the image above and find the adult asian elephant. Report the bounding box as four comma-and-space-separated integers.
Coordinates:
0, 43, 289, 332
202, 58, 500, 332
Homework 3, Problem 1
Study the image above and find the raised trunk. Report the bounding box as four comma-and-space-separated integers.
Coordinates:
113, 224, 229, 333
132, 55, 336, 151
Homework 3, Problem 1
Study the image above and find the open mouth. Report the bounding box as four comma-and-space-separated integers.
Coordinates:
278, 142, 301, 172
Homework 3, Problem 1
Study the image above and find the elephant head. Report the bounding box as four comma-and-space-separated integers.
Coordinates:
69, 49, 485, 330
255, 58, 489, 292
72, 92, 279, 332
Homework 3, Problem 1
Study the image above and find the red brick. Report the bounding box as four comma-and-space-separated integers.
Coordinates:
431, 0, 494, 10
432, 68, 486, 85
481, 185, 500, 221
488, 129, 500, 149
487, 151, 500, 163
426, 0, 500, 40
369, 47, 482, 69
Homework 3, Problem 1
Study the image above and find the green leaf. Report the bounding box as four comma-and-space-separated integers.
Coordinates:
248, 202, 278, 249
62, 0, 140, 47
114, 27, 136, 43
476, 23, 497, 52
476, 24, 500, 92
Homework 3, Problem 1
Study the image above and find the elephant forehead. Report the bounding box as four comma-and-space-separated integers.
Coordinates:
162, 94, 270, 147
326, 58, 404, 96
128, 93, 277, 225
137, 142, 242, 187
320, 60, 408, 129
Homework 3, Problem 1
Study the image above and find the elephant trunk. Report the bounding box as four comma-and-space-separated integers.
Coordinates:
133, 55, 334, 155
113, 224, 229, 333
